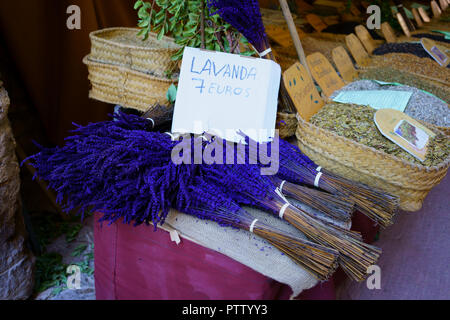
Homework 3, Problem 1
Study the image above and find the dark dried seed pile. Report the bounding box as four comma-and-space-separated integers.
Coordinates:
373, 42, 435, 60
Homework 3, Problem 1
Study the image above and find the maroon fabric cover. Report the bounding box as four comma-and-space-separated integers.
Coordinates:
94, 213, 338, 300
94, 211, 377, 300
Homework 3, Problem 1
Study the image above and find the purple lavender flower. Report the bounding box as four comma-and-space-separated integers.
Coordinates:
207, 0, 268, 52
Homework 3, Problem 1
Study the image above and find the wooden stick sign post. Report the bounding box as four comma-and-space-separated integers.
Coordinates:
306, 52, 345, 97
397, 13, 411, 37
283, 62, 324, 122
278, 0, 312, 78
355, 25, 377, 54
418, 7, 431, 22
332, 46, 358, 82
345, 33, 370, 66
431, 1, 442, 17
381, 22, 397, 43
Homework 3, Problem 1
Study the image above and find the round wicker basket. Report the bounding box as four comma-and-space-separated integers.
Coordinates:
83, 56, 177, 112
295, 117, 450, 212
89, 27, 181, 78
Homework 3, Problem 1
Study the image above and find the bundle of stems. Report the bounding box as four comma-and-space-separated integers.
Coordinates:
207, 0, 296, 113
279, 160, 399, 228
201, 163, 381, 282
241, 134, 398, 227
176, 179, 339, 281
276, 139, 399, 228
280, 204, 381, 281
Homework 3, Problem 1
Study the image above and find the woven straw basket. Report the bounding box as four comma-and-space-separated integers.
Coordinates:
296, 118, 450, 212
83, 56, 177, 112
89, 27, 181, 77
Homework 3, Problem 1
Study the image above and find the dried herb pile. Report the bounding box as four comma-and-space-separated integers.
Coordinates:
310, 103, 450, 167
358, 67, 450, 103
330, 80, 450, 127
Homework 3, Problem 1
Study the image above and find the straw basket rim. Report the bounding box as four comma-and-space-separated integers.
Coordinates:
296, 116, 450, 173
89, 27, 181, 52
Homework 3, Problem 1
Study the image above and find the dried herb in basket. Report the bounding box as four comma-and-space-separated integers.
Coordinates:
310, 103, 450, 167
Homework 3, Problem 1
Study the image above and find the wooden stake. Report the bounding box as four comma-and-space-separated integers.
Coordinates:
418, 7, 431, 22
278, 0, 312, 78
393, 0, 416, 31
412, 8, 423, 27
381, 22, 397, 43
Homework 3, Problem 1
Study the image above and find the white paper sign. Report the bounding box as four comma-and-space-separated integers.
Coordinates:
172, 47, 281, 143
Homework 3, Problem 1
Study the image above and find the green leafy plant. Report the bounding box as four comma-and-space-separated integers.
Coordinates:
34, 253, 67, 294
134, 0, 254, 61
31, 210, 95, 297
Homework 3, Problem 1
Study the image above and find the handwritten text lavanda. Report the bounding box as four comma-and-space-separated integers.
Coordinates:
190, 56, 257, 98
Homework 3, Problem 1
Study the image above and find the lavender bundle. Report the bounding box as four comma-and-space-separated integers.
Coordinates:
207, 0, 268, 54
25, 111, 181, 227
175, 176, 339, 281
231, 134, 356, 225
273, 177, 354, 224
199, 162, 381, 282
275, 139, 399, 228
207, 0, 296, 113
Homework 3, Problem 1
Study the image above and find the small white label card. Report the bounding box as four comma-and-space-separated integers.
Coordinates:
421, 38, 450, 67
333, 90, 412, 112
374, 109, 436, 162
172, 47, 281, 143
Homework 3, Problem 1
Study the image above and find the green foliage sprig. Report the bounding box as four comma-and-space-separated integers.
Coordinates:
134, 0, 254, 61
